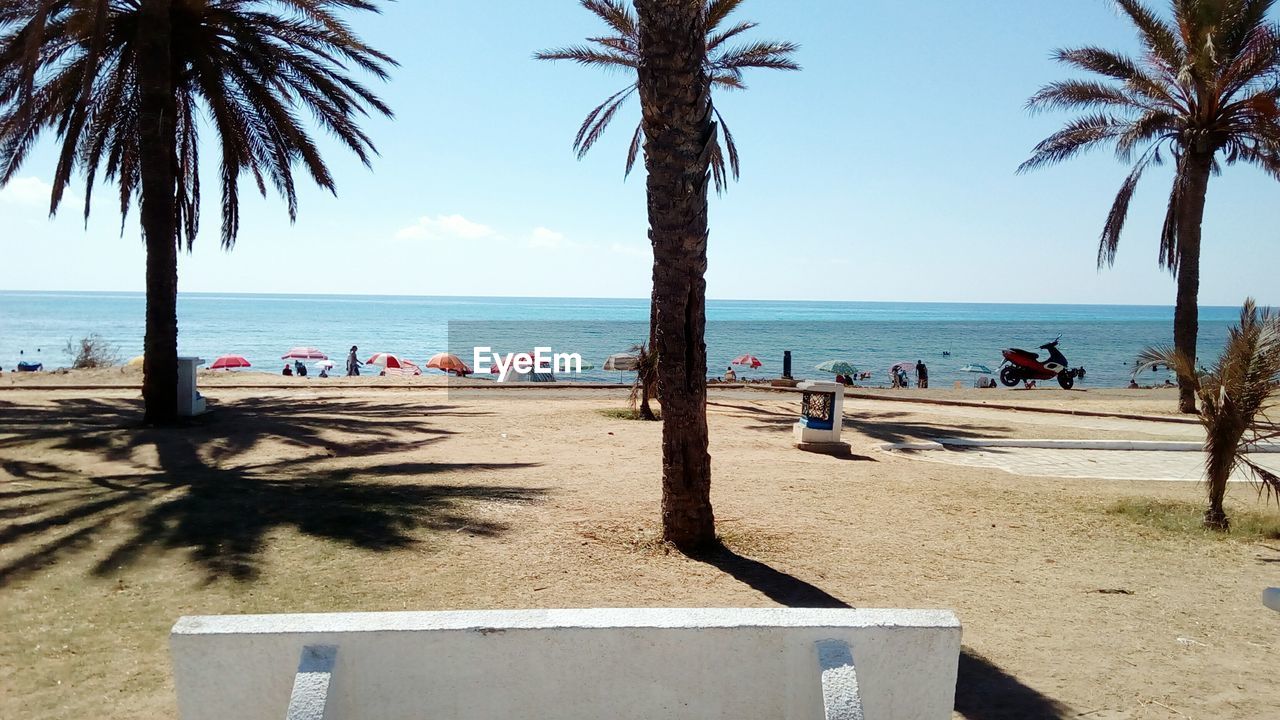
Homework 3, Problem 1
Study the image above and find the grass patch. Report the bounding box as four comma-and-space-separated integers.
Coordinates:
596, 408, 660, 421
1106, 497, 1280, 540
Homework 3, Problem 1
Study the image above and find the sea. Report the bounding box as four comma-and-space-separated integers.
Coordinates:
0, 291, 1242, 389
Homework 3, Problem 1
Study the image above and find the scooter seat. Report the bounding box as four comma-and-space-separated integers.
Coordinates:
1007, 348, 1039, 360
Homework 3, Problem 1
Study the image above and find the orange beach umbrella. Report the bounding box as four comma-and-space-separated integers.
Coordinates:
426, 352, 472, 374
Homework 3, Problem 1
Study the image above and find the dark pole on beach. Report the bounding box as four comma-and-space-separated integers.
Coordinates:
636, 0, 716, 552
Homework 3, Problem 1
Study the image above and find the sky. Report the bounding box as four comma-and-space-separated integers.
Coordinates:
0, 0, 1277, 305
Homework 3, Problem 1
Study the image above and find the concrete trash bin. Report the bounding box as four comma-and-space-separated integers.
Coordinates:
177, 357, 207, 417
793, 381, 849, 455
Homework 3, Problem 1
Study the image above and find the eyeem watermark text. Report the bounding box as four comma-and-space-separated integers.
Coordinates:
473, 347, 584, 376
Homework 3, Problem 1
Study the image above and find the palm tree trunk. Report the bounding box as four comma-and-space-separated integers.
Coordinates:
1173, 151, 1212, 415
137, 0, 179, 425
636, 0, 715, 551
1204, 466, 1231, 531
639, 296, 657, 420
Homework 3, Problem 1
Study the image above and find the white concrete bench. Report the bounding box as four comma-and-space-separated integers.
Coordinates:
170, 607, 961, 720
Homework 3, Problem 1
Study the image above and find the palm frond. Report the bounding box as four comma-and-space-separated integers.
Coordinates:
712, 40, 801, 71
706, 0, 747, 32
1098, 150, 1156, 268
1018, 113, 1132, 172
533, 44, 636, 70
539, 0, 797, 185
580, 0, 637, 37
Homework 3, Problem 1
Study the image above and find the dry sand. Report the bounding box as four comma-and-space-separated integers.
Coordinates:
1, 382, 1276, 719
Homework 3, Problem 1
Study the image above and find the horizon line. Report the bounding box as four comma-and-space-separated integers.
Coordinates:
0, 288, 1257, 309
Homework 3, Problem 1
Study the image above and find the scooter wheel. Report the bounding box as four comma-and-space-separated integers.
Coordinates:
1057, 371, 1075, 390
999, 366, 1021, 387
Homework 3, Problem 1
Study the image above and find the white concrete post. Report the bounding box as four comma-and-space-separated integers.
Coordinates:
176, 356, 206, 416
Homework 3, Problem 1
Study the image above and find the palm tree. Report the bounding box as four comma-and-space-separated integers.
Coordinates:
536, 0, 799, 191
0, 1, 394, 424
635, 0, 716, 551
627, 341, 658, 420
1020, 0, 1280, 414
1138, 298, 1280, 530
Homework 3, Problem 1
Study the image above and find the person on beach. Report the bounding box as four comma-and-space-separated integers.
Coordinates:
915, 360, 929, 388
724, 365, 737, 382
318, 366, 329, 378
282, 364, 293, 376
295, 360, 307, 377
835, 373, 846, 385
347, 346, 362, 377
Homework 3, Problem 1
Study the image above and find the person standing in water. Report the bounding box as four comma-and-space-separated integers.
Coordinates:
915, 360, 929, 389
347, 346, 362, 377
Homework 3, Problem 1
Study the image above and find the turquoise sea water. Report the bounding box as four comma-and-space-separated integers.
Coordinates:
0, 291, 1240, 388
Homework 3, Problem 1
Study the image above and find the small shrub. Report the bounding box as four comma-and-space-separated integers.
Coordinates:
1106, 497, 1280, 540
65, 334, 121, 369
597, 408, 661, 421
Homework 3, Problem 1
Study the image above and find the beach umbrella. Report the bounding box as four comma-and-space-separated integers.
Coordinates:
313, 360, 335, 370
282, 347, 327, 360
731, 354, 762, 369
815, 360, 857, 376
603, 353, 638, 372
960, 364, 993, 374
365, 352, 407, 369
426, 352, 472, 374
890, 361, 915, 373
209, 354, 251, 370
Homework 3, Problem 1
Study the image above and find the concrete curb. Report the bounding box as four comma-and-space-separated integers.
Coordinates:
882, 437, 1280, 453
743, 384, 1201, 426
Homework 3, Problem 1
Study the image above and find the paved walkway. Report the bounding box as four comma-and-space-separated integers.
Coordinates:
891, 445, 1280, 482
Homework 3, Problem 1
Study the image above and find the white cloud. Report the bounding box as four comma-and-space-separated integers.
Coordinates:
528, 226, 566, 249
610, 242, 649, 259
0, 176, 54, 207
395, 214, 497, 241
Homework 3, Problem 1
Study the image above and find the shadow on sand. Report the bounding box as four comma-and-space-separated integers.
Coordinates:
0, 396, 546, 583
693, 543, 1071, 719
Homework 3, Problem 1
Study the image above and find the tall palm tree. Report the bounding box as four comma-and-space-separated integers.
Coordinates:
0, 0, 394, 424
1020, 0, 1280, 414
635, 0, 716, 551
536, 0, 799, 191
539, 0, 797, 425
1138, 298, 1280, 529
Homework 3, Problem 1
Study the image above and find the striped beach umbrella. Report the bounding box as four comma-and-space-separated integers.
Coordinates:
282, 347, 328, 360
731, 354, 762, 369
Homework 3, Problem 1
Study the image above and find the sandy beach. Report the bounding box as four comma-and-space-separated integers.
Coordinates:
2, 380, 1276, 719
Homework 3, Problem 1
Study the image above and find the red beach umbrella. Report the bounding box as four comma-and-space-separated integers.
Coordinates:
426, 352, 472, 374
209, 354, 251, 370
392, 359, 422, 376
731, 354, 762, 369
365, 352, 405, 369
282, 347, 328, 360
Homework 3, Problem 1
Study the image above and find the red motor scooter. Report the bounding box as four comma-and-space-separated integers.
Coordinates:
999, 337, 1086, 389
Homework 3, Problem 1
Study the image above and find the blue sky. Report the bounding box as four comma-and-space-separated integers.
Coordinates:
0, 0, 1277, 305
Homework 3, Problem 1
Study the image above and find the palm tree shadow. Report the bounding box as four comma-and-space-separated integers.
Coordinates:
692, 543, 1070, 719
0, 396, 545, 584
